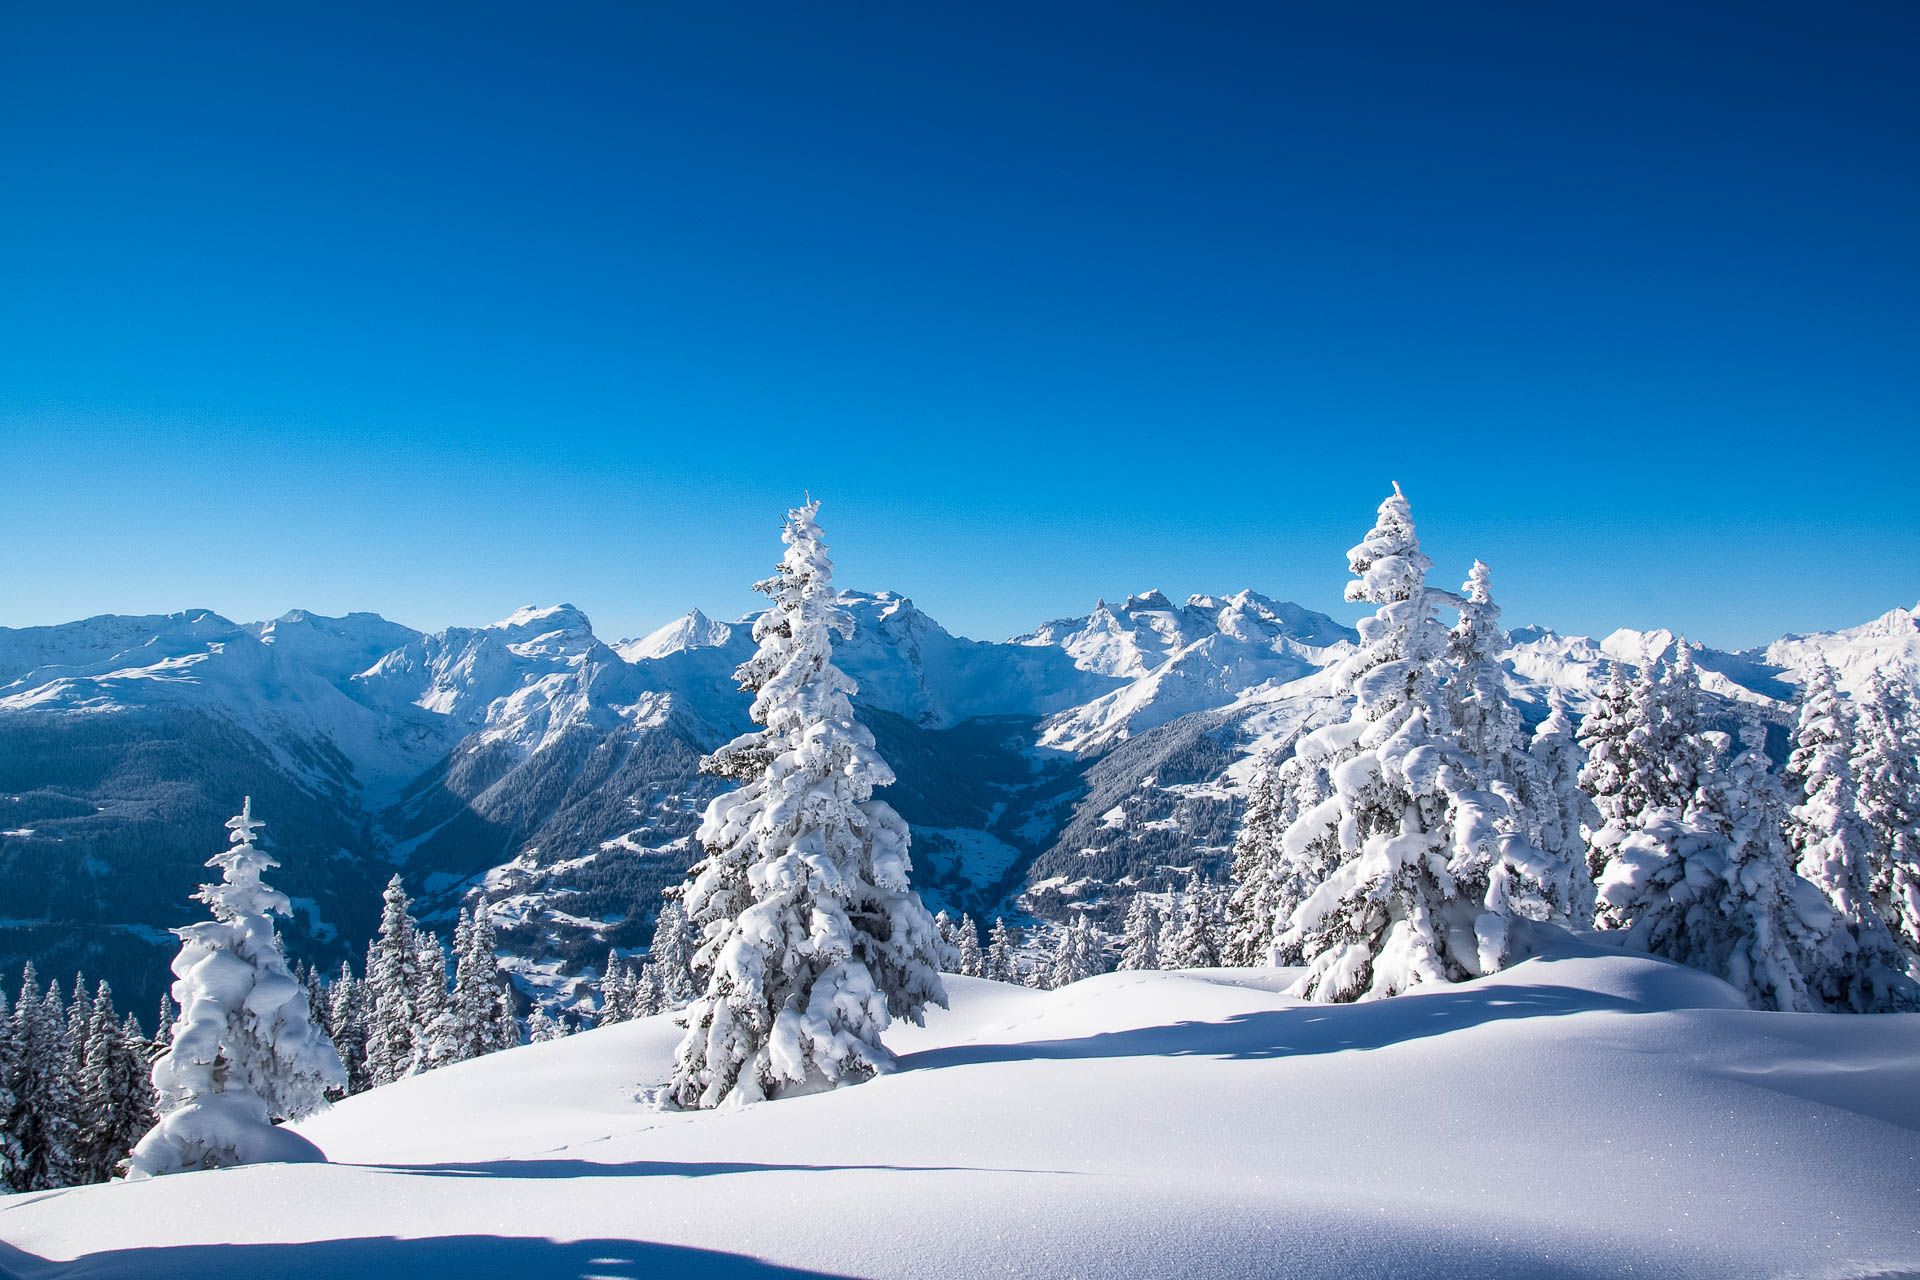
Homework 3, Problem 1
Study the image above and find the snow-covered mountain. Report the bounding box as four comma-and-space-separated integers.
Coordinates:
2, 589, 1912, 1015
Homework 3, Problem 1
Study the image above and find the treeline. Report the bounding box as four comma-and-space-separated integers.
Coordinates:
1, 966, 156, 1191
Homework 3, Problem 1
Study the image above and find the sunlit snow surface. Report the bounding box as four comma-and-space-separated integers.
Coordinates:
4, 932, 1918, 1279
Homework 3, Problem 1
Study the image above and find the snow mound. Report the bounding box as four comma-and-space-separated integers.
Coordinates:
6, 937, 1918, 1278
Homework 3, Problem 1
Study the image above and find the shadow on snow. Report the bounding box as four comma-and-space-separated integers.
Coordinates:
0, 1234, 848, 1280
902, 982, 1642, 1071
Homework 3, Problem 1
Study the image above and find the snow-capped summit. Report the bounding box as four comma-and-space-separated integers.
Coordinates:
616, 608, 734, 662
1763, 602, 1920, 695
1021, 590, 1355, 751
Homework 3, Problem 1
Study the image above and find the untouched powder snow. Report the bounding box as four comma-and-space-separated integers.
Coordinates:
4, 931, 1919, 1278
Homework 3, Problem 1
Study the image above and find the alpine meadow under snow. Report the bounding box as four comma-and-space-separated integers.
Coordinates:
4, 489, 1920, 1277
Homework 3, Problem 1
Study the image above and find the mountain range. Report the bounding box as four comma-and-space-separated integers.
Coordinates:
4, 587, 1916, 1014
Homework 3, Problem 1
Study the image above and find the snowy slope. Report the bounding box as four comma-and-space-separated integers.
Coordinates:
6, 935, 1919, 1278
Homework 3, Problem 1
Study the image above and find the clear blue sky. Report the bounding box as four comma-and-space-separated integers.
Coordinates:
2, 3, 1915, 648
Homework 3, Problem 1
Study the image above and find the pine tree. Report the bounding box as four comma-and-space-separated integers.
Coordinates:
1278, 485, 1561, 1002
128, 800, 344, 1178
153, 991, 175, 1054
77, 983, 155, 1182
409, 931, 451, 1074
528, 1009, 569, 1043
1046, 916, 1106, 988
933, 911, 963, 974
631, 964, 665, 1017
1526, 688, 1599, 926
1596, 713, 1830, 1011
600, 949, 634, 1024
449, 906, 510, 1058
7, 968, 82, 1190
1119, 894, 1162, 971
1448, 560, 1528, 796
1577, 667, 1642, 887
985, 918, 1019, 984
1224, 747, 1288, 967
328, 962, 371, 1094
364, 875, 423, 1088
648, 896, 697, 1006
1166, 880, 1222, 969
956, 914, 985, 978
489, 983, 521, 1052
1787, 662, 1917, 1011
1852, 669, 1920, 961
0, 988, 19, 1190
670, 501, 947, 1109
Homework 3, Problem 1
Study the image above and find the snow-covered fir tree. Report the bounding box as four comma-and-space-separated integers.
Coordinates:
1786, 662, 1917, 1011
1576, 667, 1643, 887
1852, 668, 1920, 961
1046, 916, 1107, 988
1248, 735, 1341, 965
670, 501, 946, 1109
527, 1009, 569, 1043
1447, 560, 1528, 796
630, 964, 665, 1018
128, 799, 344, 1178
1119, 893, 1162, 971
364, 875, 424, 1088
985, 918, 1019, 984
1527, 688, 1599, 926
648, 896, 697, 1006
409, 933, 450, 1074
0, 988, 19, 1190
1277, 485, 1563, 1002
1223, 746, 1289, 967
443, 907, 507, 1063
489, 983, 521, 1052
933, 911, 964, 974
1166, 879, 1222, 969
956, 914, 985, 978
6, 968, 81, 1192
76, 983, 155, 1183
327, 963, 371, 1094
1596, 711, 1831, 1012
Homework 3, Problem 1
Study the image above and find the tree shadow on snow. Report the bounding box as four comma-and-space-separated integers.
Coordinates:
903, 983, 1642, 1071
356, 1158, 1061, 1180
0, 1233, 849, 1280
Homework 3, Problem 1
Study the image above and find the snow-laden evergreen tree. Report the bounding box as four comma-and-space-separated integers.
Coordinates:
6, 968, 81, 1191
364, 875, 423, 1088
600, 950, 635, 1023
1528, 688, 1599, 926
152, 991, 174, 1054
0, 988, 18, 1190
327, 963, 371, 1094
1277, 486, 1564, 1002
933, 911, 964, 974
649, 896, 697, 1006
527, 1009, 569, 1043
670, 501, 947, 1109
1786, 662, 1917, 1011
489, 983, 520, 1051
409, 932, 450, 1074
1852, 668, 1920, 961
1119, 894, 1162, 971
77, 983, 155, 1182
128, 800, 344, 1178
1577, 667, 1643, 886
1223, 747, 1290, 966
1046, 916, 1106, 987
1447, 560, 1528, 796
631, 964, 665, 1018
956, 914, 985, 978
1166, 879, 1222, 969
444, 908, 507, 1061
1596, 712, 1831, 1011
985, 918, 1018, 984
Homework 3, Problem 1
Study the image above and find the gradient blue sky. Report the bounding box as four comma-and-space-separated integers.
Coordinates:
2, 3, 1915, 647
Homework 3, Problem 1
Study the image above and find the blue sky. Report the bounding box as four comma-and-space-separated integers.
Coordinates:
2, 3, 1915, 647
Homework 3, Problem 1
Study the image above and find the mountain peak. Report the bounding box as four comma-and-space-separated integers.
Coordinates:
490, 604, 595, 635
618, 609, 735, 662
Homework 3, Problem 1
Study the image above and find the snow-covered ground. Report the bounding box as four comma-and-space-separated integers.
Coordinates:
5, 932, 1918, 1278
